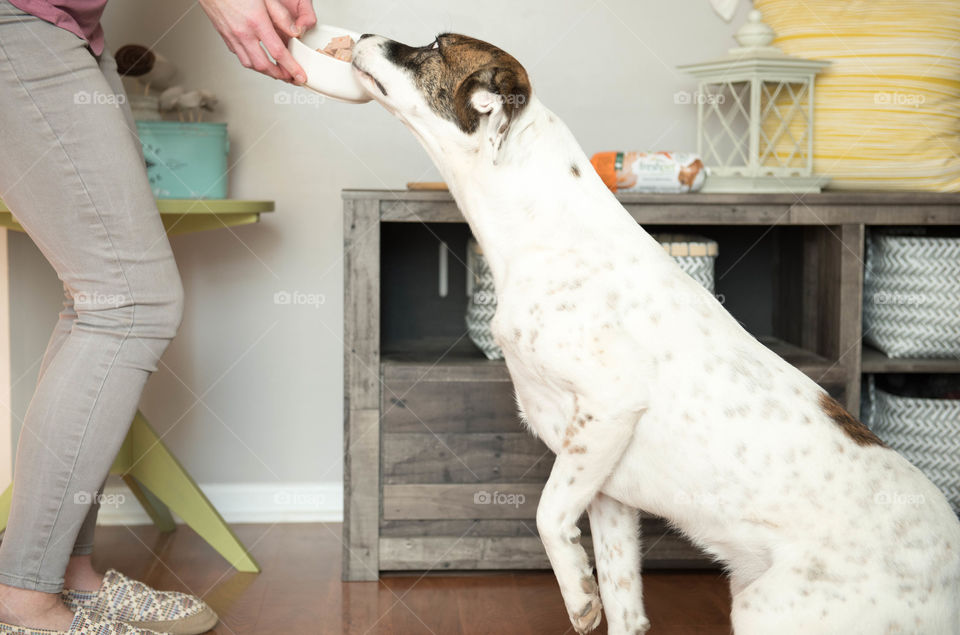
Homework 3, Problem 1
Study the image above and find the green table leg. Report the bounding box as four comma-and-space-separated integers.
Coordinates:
121, 475, 176, 533
114, 412, 261, 573
0, 485, 11, 533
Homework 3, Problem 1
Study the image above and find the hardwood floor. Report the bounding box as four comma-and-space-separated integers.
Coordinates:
92, 523, 732, 634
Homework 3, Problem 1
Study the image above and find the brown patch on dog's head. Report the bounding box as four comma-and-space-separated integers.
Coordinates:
818, 393, 885, 447
383, 33, 530, 134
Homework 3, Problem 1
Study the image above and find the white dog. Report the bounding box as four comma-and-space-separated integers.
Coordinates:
352, 33, 960, 634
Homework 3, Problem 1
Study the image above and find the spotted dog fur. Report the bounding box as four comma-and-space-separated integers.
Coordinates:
353, 33, 960, 635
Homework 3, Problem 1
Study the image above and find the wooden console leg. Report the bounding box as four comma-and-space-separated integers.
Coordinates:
342, 197, 382, 581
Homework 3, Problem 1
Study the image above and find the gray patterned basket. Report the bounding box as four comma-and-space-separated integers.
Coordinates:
863, 232, 960, 358
464, 235, 718, 360
466, 239, 502, 360
652, 234, 718, 294
864, 377, 960, 514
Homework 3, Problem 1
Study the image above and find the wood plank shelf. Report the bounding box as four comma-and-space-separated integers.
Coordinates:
382, 335, 844, 385
379, 530, 709, 572
345, 189, 960, 226
343, 188, 960, 581
861, 345, 960, 374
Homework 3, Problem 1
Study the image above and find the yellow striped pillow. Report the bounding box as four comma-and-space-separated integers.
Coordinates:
754, 0, 960, 191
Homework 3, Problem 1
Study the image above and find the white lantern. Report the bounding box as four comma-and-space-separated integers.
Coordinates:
678, 10, 830, 193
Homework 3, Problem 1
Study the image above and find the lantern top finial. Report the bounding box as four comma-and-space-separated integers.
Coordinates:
678, 8, 829, 77
734, 10, 775, 49
726, 9, 785, 58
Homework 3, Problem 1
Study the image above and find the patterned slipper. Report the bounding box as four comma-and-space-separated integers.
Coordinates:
0, 606, 165, 634
61, 570, 216, 635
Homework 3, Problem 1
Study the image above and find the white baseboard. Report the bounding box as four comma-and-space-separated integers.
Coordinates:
96, 481, 343, 525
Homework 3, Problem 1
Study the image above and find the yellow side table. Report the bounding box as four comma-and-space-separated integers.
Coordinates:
0, 198, 275, 573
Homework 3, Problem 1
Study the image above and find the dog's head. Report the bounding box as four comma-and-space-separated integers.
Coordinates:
352, 33, 531, 162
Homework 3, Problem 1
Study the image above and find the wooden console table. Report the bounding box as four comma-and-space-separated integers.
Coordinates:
342, 189, 960, 581
0, 198, 274, 573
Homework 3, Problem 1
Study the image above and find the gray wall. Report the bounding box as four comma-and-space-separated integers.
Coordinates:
8, 0, 748, 508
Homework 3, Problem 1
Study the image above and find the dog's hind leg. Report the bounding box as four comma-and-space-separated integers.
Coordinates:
535, 404, 637, 634
587, 492, 650, 635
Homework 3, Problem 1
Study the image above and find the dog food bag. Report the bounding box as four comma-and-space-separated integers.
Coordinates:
590, 151, 706, 193
318, 35, 355, 62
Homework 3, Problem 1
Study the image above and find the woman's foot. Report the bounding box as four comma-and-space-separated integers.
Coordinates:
62, 556, 102, 594
0, 606, 166, 634
0, 584, 74, 631
61, 570, 216, 635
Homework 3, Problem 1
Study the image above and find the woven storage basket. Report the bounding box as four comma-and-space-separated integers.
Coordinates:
864, 377, 960, 514
464, 235, 718, 360
652, 234, 718, 294
863, 232, 960, 358
466, 239, 502, 360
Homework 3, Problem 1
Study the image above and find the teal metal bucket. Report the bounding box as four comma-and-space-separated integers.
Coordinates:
136, 122, 229, 199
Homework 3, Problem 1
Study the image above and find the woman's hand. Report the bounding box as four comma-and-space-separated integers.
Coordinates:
198, 0, 317, 83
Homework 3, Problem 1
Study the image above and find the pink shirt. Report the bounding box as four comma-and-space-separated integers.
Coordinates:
9, 0, 107, 55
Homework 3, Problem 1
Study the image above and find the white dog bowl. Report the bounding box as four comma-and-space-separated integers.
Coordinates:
287, 24, 371, 104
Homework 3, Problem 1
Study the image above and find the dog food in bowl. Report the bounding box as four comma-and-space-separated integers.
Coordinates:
287, 24, 371, 104
318, 35, 355, 62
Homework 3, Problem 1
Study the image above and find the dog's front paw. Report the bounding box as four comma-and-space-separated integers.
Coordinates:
569, 575, 603, 633
571, 595, 603, 634
606, 614, 651, 635
632, 616, 652, 634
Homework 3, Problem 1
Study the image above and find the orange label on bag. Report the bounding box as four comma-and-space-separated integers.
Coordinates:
590, 151, 705, 193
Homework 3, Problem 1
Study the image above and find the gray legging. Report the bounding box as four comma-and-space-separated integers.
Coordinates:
0, 1, 183, 592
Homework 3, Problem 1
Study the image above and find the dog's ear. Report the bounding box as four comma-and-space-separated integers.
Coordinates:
454, 63, 530, 162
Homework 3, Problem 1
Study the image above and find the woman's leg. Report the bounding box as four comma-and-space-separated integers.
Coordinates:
64, 44, 152, 588
30, 289, 108, 594
0, 1, 183, 628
